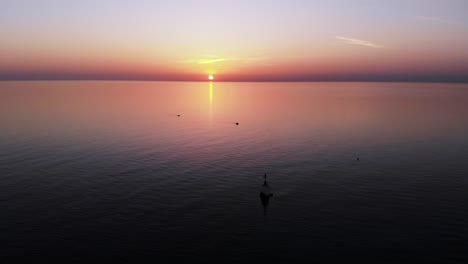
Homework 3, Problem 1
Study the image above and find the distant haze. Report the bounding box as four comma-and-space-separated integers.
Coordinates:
1, 0, 467, 82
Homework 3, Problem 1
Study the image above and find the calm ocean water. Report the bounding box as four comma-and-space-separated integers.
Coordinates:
1, 81, 468, 262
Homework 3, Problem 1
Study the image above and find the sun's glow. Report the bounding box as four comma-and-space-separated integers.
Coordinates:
208, 75, 214, 80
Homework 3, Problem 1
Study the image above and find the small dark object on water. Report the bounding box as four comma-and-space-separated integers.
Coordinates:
235, 122, 239, 125
177, 114, 180, 117
357, 157, 360, 161
260, 173, 273, 214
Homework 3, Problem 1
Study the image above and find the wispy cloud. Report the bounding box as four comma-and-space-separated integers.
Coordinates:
336, 37, 383, 48
415, 16, 463, 25
178, 55, 263, 64
178, 58, 226, 64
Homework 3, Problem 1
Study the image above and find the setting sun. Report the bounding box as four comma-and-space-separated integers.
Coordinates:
208, 75, 214, 81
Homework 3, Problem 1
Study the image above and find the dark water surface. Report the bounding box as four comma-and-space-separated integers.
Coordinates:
1, 81, 468, 262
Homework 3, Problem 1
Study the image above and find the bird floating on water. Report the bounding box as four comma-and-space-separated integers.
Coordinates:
235, 122, 239, 125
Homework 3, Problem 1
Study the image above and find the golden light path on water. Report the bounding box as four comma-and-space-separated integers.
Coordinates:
209, 81, 214, 124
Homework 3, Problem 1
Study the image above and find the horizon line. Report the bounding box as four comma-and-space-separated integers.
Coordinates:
1, 79, 467, 84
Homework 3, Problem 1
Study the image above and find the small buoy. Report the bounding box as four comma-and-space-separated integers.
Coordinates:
235, 122, 239, 125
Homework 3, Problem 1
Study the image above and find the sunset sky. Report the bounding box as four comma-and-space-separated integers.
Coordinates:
1, 0, 467, 82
